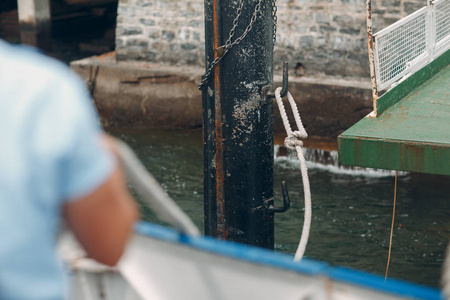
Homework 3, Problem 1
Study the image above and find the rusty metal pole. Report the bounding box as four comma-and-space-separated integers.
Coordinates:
366, 0, 378, 116
202, 0, 275, 248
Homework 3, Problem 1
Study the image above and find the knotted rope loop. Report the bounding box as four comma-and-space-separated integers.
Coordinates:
284, 134, 303, 150
275, 88, 307, 140
274, 87, 312, 262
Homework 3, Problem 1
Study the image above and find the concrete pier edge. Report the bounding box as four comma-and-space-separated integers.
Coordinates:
70, 52, 373, 138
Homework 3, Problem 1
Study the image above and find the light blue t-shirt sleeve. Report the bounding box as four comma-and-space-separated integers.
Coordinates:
60, 75, 116, 201
30, 64, 116, 202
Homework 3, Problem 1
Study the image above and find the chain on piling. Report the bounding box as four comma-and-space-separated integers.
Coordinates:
199, 0, 264, 90
272, 0, 277, 46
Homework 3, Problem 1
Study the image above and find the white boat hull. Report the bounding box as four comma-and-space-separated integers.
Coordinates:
62, 222, 442, 300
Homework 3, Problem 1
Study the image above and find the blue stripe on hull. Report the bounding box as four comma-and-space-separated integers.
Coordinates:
135, 221, 442, 299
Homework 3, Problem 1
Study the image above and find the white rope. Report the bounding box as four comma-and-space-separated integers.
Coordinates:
275, 87, 312, 262
442, 243, 450, 299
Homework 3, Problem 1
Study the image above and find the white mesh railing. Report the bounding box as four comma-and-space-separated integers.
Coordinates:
372, 0, 450, 91
435, 0, 450, 55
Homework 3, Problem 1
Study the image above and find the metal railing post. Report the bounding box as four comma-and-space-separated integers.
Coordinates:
366, 0, 378, 116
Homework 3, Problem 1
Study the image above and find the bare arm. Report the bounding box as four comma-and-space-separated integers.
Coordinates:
63, 136, 139, 266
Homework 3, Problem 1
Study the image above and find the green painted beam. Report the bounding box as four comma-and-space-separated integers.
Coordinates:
339, 137, 450, 175
338, 59, 450, 175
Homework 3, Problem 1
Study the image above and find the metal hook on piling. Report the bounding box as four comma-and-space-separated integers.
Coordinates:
268, 181, 290, 213
265, 62, 289, 100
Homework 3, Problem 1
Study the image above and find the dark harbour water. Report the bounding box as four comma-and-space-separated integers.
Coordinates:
111, 128, 450, 288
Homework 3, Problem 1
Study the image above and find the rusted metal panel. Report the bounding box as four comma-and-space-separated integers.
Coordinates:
213, 0, 227, 240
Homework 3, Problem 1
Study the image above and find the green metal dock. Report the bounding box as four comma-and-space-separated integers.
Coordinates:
338, 50, 450, 175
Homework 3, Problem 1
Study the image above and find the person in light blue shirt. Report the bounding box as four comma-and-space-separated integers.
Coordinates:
0, 40, 138, 299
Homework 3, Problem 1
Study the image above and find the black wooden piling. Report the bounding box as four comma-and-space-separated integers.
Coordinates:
202, 0, 275, 249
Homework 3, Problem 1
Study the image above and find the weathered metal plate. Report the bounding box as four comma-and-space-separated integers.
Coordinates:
338, 62, 450, 175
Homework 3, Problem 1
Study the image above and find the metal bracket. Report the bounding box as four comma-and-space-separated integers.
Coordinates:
267, 181, 291, 213
261, 85, 273, 101
265, 62, 289, 100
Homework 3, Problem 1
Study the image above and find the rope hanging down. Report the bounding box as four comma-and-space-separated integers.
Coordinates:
442, 244, 450, 299
274, 87, 312, 262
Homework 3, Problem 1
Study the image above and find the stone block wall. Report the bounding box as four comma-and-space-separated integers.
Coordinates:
116, 0, 425, 78
116, 0, 205, 65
